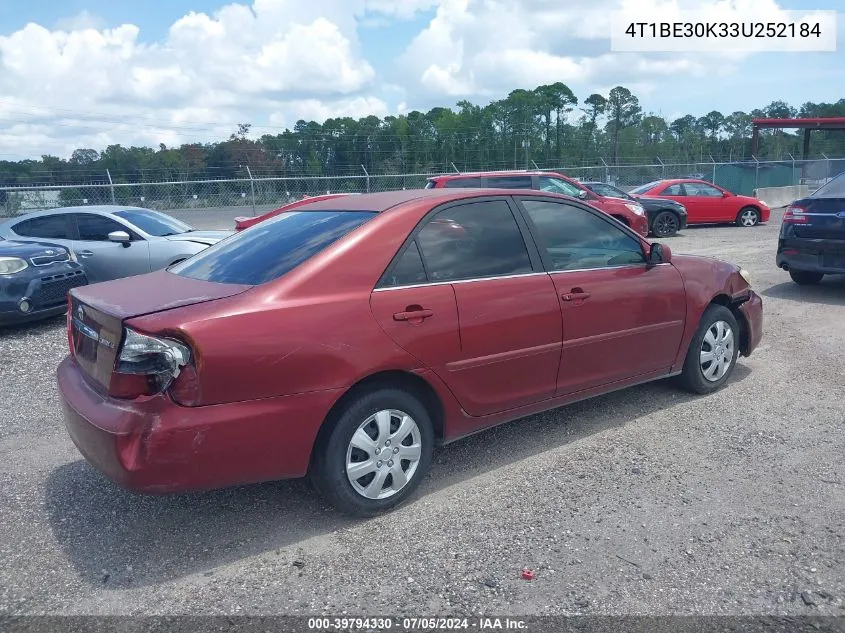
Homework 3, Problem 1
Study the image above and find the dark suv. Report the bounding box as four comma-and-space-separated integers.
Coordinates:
425, 171, 649, 237
581, 181, 688, 238
776, 171, 845, 285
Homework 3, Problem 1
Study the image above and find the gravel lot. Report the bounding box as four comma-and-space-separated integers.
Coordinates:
0, 206, 843, 618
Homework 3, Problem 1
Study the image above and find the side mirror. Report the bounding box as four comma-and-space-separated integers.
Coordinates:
648, 242, 671, 266
722, 191, 731, 198
108, 230, 131, 247
577, 190, 590, 200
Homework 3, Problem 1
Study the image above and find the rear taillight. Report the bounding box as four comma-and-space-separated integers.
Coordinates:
109, 327, 192, 399
66, 295, 73, 354
783, 204, 809, 224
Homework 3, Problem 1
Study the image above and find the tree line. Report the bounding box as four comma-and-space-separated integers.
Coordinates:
2, 84, 844, 188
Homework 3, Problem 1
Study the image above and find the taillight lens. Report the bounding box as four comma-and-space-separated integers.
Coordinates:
783, 205, 809, 224
110, 327, 192, 399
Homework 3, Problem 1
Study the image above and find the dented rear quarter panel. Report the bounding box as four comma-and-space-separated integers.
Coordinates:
126, 196, 446, 407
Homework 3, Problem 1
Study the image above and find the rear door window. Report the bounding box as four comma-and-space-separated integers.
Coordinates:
170, 210, 376, 285
487, 176, 533, 189
414, 200, 533, 282
12, 215, 72, 239
443, 177, 484, 188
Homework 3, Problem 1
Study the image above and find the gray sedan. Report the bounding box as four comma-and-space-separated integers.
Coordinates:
0, 206, 233, 283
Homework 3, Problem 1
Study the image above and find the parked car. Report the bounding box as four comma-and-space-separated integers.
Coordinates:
234, 193, 354, 231
0, 236, 87, 325
629, 179, 771, 228
425, 171, 650, 237
581, 181, 688, 238
0, 206, 233, 283
58, 189, 762, 516
776, 170, 845, 284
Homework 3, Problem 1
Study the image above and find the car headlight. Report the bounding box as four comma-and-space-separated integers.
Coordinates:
67, 249, 78, 263
0, 256, 28, 275
738, 268, 752, 285
625, 202, 646, 216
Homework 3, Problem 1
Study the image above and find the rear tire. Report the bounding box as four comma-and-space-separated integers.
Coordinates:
735, 206, 760, 227
651, 210, 680, 238
310, 387, 434, 517
789, 270, 824, 285
677, 304, 740, 395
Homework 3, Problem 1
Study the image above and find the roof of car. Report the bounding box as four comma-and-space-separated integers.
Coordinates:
6, 205, 152, 220
429, 170, 560, 179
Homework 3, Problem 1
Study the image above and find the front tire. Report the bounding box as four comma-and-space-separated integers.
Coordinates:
651, 210, 680, 238
310, 387, 434, 517
735, 206, 760, 227
789, 270, 824, 285
677, 304, 740, 395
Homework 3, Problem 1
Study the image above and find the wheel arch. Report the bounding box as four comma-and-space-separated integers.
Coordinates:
707, 292, 752, 357
309, 369, 446, 469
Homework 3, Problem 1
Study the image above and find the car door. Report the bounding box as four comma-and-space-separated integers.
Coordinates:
70, 213, 151, 283
7, 214, 74, 248
371, 197, 563, 417
682, 182, 730, 222
515, 196, 687, 395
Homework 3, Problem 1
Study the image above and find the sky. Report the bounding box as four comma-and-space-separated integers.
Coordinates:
0, 0, 843, 160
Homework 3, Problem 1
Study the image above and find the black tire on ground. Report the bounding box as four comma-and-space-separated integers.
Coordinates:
677, 304, 740, 395
789, 270, 824, 285
735, 206, 760, 227
651, 210, 680, 238
310, 386, 434, 517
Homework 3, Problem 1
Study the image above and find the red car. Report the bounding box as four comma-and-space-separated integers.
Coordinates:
629, 179, 771, 227
58, 189, 763, 516
426, 171, 650, 237
234, 193, 354, 231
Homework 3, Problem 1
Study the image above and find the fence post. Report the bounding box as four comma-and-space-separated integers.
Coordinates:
600, 157, 610, 184
656, 156, 665, 179
105, 170, 115, 204
245, 166, 256, 216
788, 153, 796, 185
361, 165, 370, 193
752, 155, 759, 191
450, 162, 460, 174
709, 154, 717, 185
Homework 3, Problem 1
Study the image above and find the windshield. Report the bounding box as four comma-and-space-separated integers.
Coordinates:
170, 210, 377, 285
810, 172, 845, 198
586, 183, 630, 199
629, 181, 663, 195
114, 208, 194, 237
538, 176, 584, 197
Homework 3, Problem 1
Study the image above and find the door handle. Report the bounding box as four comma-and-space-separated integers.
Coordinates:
562, 289, 591, 302
393, 308, 434, 322
77, 250, 94, 258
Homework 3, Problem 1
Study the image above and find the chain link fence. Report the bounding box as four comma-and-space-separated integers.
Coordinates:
3, 158, 844, 218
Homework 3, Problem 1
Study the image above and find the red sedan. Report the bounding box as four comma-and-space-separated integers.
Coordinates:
630, 179, 771, 227
234, 193, 353, 231
58, 188, 763, 516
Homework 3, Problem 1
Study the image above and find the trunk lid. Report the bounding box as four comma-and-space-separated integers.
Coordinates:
68, 270, 250, 391
793, 198, 845, 240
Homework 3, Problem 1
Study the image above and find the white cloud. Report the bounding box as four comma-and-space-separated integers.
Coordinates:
397, 0, 801, 106
269, 96, 390, 124
0, 0, 379, 158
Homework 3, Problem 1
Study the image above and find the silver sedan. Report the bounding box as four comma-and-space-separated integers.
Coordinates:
0, 206, 233, 283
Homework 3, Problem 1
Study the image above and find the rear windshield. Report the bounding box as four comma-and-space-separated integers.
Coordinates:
629, 181, 663, 195
169, 210, 376, 285
811, 172, 845, 198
